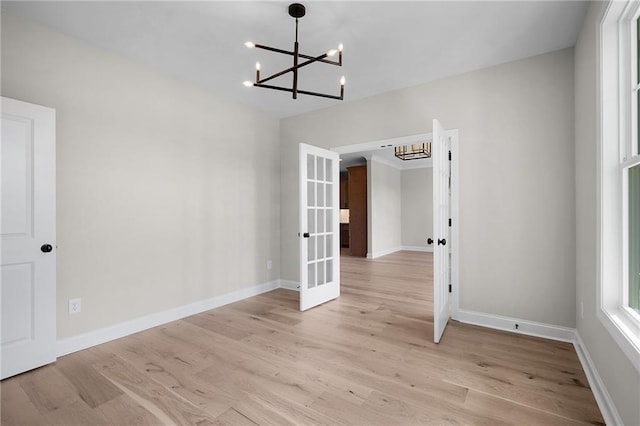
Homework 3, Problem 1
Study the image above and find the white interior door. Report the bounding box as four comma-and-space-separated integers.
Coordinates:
433, 118, 450, 343
299, 143, 340, 311
1, 97, 56, 379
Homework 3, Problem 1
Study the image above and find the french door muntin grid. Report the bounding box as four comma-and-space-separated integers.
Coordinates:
306, 154, 334, 289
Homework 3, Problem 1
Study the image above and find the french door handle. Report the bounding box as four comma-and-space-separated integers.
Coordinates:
303, 232, 310, 238
427, 238, 434, 245
437, 238, 447, 246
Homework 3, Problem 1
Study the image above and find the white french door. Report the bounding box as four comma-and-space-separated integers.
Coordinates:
1, 97, 57, 379
299, 143, 340, 311
432, 118, 451, 343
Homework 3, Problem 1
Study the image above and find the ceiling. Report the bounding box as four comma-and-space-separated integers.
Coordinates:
2, 1, 588, 119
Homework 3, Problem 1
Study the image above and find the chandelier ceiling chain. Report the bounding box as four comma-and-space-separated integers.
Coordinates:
243, 3, 345, 100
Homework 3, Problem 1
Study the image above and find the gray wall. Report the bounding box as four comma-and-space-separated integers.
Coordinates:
281, 48, 576, 328
574, 3, 640, 424
401, 168, 432, 248
369, 158, 401, 256
1, 13, 281, 339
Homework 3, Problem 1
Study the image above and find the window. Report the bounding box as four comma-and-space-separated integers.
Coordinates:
628, 17, 640, 315
599, 0, 640, 372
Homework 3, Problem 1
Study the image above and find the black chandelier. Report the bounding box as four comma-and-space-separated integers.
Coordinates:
243, 3, 345, 100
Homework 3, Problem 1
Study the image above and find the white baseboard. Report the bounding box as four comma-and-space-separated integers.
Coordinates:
56, 280, 280, 357
573, 333, 623, 426
455, 309, 576, 342
367, 246, 402, 259
279, 280, 300, 291
400, 245, 433, 252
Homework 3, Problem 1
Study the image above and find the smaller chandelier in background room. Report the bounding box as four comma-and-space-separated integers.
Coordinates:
243, 3, 345, 100
394, 142, 432, 161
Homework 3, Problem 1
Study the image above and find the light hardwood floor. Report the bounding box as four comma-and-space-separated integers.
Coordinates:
1, 251, 604, 425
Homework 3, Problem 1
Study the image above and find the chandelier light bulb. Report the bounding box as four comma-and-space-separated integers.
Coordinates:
244, 41, 255, 48
327, 49, 338, 57
256, 62, 261, 70
243, 81, 254, 87
340, 76, 346, 86
338, 43, 343, 52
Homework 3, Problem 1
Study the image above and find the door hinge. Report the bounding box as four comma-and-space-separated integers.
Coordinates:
448, 150, 451, 161
448, 218, 452, 227
448, 284, 452, 293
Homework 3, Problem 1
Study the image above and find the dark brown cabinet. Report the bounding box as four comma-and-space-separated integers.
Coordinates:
340, 172, 349, 209
340, 223, 349, 247
347, 165, 367, 257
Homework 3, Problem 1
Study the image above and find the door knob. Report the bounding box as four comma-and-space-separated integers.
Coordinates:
437, 238, 447, 246
41, 244, 53, 253
303, 232, 310, 238
427, 238, 433, 245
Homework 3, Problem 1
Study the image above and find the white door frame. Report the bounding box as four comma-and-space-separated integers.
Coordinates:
331, 132, 460, 320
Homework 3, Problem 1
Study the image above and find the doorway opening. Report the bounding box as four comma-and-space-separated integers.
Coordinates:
331, 129, 460, 339
339, 159, 367, 258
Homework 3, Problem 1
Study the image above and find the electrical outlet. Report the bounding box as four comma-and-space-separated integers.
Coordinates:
267, 260, 273, 270
69, 298, 81, 315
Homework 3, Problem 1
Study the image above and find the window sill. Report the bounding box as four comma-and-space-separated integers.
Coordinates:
597, 306, 640, 372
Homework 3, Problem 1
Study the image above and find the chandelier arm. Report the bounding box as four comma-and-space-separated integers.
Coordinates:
293, 41, 299, 99
297, 89, 343, 100
254, 44, 342, 66
298, 55, 340, 66
254, 83, 294, 93
257, 52, 331, 85
254, 44, 295, 56
253, 84, 343, 100
255, 44, 340, 66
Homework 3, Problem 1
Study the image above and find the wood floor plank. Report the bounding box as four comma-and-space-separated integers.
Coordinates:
96, 395, 163, 426
0, 251, 604, 425
183, 313, 254, 341
0, 376, 42, 425
95, 354, 218, 426
307, 391, 399, 425
38, 400, 111, 426
212, 407, 259, 426
55, 348, 123, 408
17, 364, 82, 414
462, 389, 588, 426
104, 334, 238, 417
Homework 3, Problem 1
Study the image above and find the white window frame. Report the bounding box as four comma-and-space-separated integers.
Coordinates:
598, 0, 640, 373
